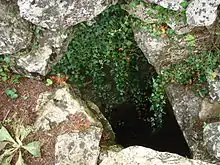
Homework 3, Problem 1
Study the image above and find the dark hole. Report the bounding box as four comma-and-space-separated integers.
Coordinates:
109, 102, 192, 158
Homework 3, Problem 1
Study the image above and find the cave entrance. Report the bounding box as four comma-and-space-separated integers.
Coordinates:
109, 102, 192, 158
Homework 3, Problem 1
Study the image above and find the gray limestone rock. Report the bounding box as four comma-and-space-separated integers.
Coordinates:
12, 28, 70, 76
98, 145, 123, 164
34, 88, 100, 131
207, 71, 220, 102
203, 122, 220, 160
17, 0, 118, 31
186, 0, 220, 27
100, 146, 215, 165
133, 27, 214, 73
55, 126, 102, 165
0, 1, 32, 55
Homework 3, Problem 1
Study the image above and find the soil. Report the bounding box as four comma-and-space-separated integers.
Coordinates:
0, 77, 56, 165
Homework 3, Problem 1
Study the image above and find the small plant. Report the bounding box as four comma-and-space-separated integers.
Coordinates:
0, 56, 11, 82
150, 51, 220, 129
45, 78, 53, 86
5, 88, 19, 99
0, 125, 41, 165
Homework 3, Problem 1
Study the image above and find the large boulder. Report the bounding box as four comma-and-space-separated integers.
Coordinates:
0, 0, 32, 55
34, 87, 117, 165
100, 146, 215, 165
186, 0, 220, 27
17, 0, 118, 31
12, 28, 70, 76
55, 126, 102, 165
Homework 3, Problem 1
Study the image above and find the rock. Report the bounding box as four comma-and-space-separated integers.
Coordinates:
17, 0, 118, 31
100, 146, 215, 165
199, 98, 220, 120
125, 2, 193, 35
55, 126, 102, 165
186, 0, 220, 27
12, 28, 70, 76
133, 28, 213, 73
0, 0, 32, 55
203, 122, 220, 160
98, 145, 123, 164
86, 101, 115, 144
146, 0, 186, 11
207, 71, 220, 101
34, 87, 101, 131
166, 84, 202, 149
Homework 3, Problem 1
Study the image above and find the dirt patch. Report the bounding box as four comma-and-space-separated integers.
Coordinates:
0, 77, 56, 165
0, 78, 53, 125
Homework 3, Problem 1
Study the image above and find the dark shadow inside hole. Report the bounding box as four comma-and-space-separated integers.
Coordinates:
109, 102, 192, 158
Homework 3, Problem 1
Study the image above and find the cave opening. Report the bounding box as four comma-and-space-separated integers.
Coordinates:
109, 101, 192, 158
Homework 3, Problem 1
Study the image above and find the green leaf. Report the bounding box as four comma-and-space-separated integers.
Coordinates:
0, 148, 15, 164
1, 154, 14, 165
46, 78, 53, 86
4, 56, 11, 64
180, 1, 189, 9
0, 142, 8, 151
15, 151, 25, 165
22, 141, 41, 157
16, 125, 32, 142
0, 126, 16, 144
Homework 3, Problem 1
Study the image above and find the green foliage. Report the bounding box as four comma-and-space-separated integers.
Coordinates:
0, 125, 41, 165
150, 51, 220, 129
52, 5, 151, 112
0, 56, 11, 82
5, 88, 19, 99
45, 78, 53, 86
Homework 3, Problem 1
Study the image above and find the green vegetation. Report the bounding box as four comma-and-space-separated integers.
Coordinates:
0, 125, 41, 165
0, 56, 11, 82
150, 51, 220, 128
52, 5, 152, 115
5, 88, 19, 99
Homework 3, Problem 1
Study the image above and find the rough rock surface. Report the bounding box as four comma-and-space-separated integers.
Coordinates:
199, 98, 220, 120
203, 122, 220, 160
186, 0, 220, 27
100, 146, 215, 165
12, 28, 70, 76
98, 145, 123, 164
55, 126, 102, 165
207, 71, 220, 102
133, 28, 213, 72
34, 87, 101, 131
0, 1, 32, 55
125, 2, 193, 35
166, 84, 203, 157
17, 0, 117, 31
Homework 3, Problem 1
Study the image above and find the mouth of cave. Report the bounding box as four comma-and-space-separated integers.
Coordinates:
109, 102, 192, 158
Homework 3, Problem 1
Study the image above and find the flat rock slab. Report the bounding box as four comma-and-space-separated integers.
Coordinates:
17, 0, 117, 31
100, 146, 215, 165
55, 126, 102, 165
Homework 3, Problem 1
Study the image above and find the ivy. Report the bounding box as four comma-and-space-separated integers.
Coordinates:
52, 5, 153, 116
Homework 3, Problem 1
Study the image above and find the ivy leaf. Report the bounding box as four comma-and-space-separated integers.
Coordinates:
22, 141, 41, 157
15, 151, 25, 165
0, 126, 16, 144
